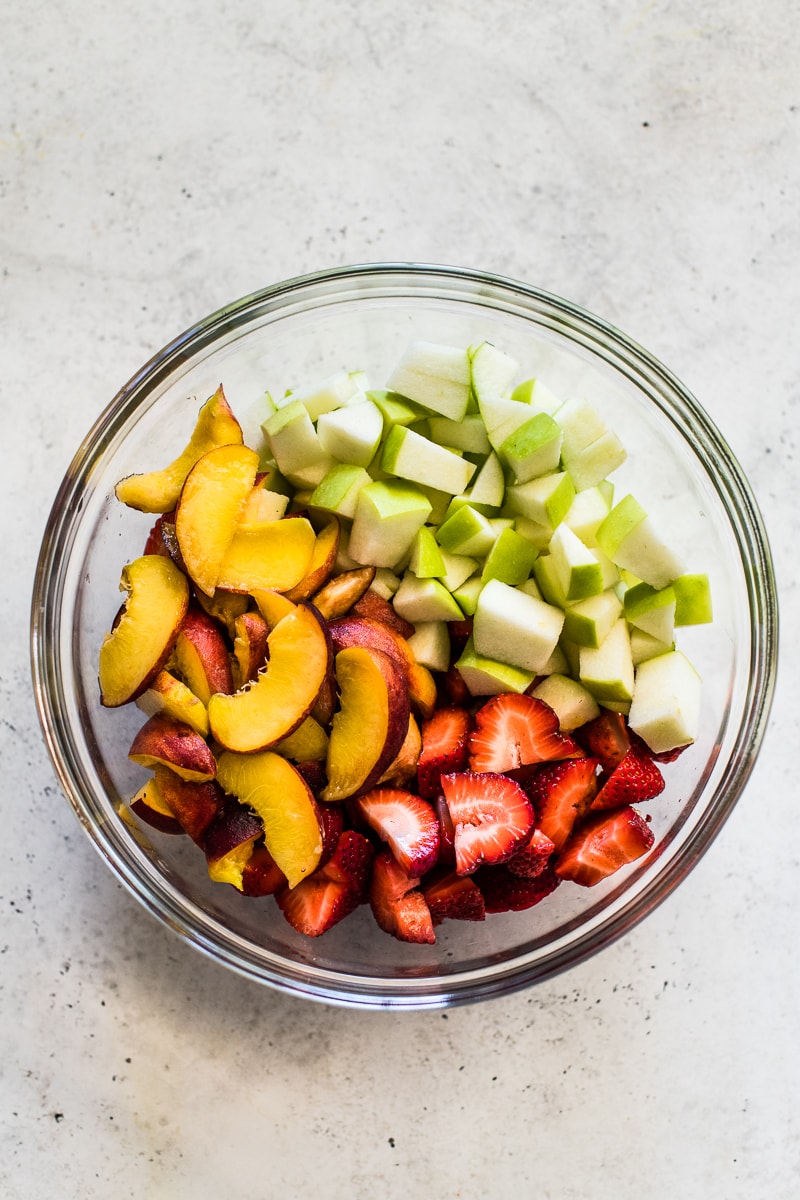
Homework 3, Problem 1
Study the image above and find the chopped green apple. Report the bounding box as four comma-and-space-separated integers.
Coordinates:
263, 400, 331, 480
481, 526, 539, 586
469, 340, 519, 404
623, 580, 677, 644
309, 463, 372, 520
548, 523, 605, 602
473, 579, 565, 674
630, 628, 675, 665
409, 525, 447, 579
628, 649, 702, 753
562, 588, 623, 648
437, 547, 479, 592
498, 412, 563, 483
530, 673, 601, 732
455, 635, 536, 696
464, 449, 505, 510
406, 621, 451, 673
506, 471, 576, 530
555, 397, 608, 460
348, 480, 432, 568
563, 485, 612, 547
672, 573, 713, 625
366, 389, 425, 428
566, 430, 627, 491
579, 618, 635, 703
381, 425, 476, 496
387, 341, 472, 420
428, 414, 491, 455
284, 368, 362, 421
316, 399, 384, 467
436, 504, 496, 557
392, 573, 464, 623
596, 494, 684, 589
451, 574, 483, 616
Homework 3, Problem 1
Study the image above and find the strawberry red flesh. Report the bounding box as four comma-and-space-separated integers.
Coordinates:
241, 844, 286, 896
422, 868, 485, 925
474, 862, 561, 912
352, 787, 440, 877
417, 706, 471, 799
468, 694, 579, 774
433, 794, 456, 867
277, 830, 373, 937
525, 757, 600, 851
507, 828, 556, 879
369, 849, 436, 943
572, 709, 631, 773
440, 771, 535, 875
555, 806, 655, 886
591, 746, 665, 810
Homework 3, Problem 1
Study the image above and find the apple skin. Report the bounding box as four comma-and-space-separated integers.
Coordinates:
322, 645, 411, 802
128, 713, 217, 782
173, 605, 234, 704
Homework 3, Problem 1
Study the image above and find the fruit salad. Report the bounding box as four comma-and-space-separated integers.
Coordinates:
99, 341, 713, 942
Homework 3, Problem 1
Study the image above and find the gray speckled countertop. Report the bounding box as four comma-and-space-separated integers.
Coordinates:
2, 3, 797, 1197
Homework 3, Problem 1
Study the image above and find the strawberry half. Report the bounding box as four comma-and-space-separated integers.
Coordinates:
417, 706, 471, 799
573, 710, 630, 773
438, 664, 472, 708
352, 787, 440, 877
277, 830, 373, 937
468, 694, 579, 774
433, 794, 456, 867
591, 746, 665, 810
555, 806, 655, 886
440, 771, 535, 875
369, 849, 435, 943
474, 862, 560, 912
525, 757, 600, 851
507, 828, 556, 879
422, 868, 486, 925
241, 844, 286, 896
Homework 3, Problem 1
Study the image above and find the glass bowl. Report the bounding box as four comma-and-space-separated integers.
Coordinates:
30, 263, 778, 1009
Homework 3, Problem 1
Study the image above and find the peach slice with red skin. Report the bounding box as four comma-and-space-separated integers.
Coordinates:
251, 589, 296, 629
115, 385, 243, 514
129, 775, 184, 835
194, 587, 250, 637
128, 713, 216, 782
153, 766, 224, 844
378, 714, 422, 786
322, 645, 410, 802
351, 589, 415, 639
136, 668, 210, 737
175, 443, 260, 595
283, 517, 340, 602
172, 605, 234, 703
232, 611, 270, 689
328, 615, 437, 719
208, 603, 331, 753
203, 797, 264, 889
216, 750, 323, 888
216, 516, 316, 594
99, 555, 190, 708
310, 566, 376, 621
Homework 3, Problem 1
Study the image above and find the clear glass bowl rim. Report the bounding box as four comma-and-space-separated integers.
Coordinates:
30, 262, 779, 1009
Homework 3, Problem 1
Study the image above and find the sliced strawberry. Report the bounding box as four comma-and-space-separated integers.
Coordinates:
417, 706, 472, 799
526, 757, 599, 851
241, 844, 286, 896
433, 794, 456, 867
440, 771, 534, 875
295, 759, 327, 797
352, 787, 440, 877
437, 664, 472, 708
422, 868, 485, 925
317, 801, 345, 867
474, 862, 560, 912
507, 828, 556, 879
629, 731, 691, 764
468, 694, 579, 774
572, 710, 630, 773
277, 830, 373, 937
369, 849, 435, 943
555, 806, 655, 886
448, 619, 473, 659
591, 746, 665, 810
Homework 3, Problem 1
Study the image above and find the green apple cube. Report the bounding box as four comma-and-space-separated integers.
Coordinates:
334, 526, 362, 572
316, 399, 384, 468
428, 414, 491, 455
624, 581, 677, 644
366, 389, 424, 428
539, 641, 569, 676
381, 425, 476, 496
370, 568, 402, 599
263, 400, 331, 478
414, 482, 452, 526
387, 342, 471, 420
516, 576, 543, 600
348, 480, 432, 568
284, 455, 336, 490
286, 369, 362, 421
469, 341, 519, 403
473, 579, 565, 674
481, 527, 539, 585
555, 397, 608, 460
596, 494, 684, 589
437, 548, 479, 592
455, 635, 536, 696
248, 488, 290, 522
512, 515, 553, 552
480, 395, 534, 442
628, 650, 702, 753
562, 588, 624, 648
565, 430, 627, 491
452, 575, 484, 616
309, 463, 372, 520
487, 516, 515, 540
511, 378, 561, 413
409, 525, 447, 579
559, 637, 582, 678
578, 618, 635, 702
564, 485, 612, 547
436, 504, 496, 557
255, 461, 291, 497
507, 471, 576, 530
499, 412, 563, 483
672, 573, 713, 625
464, 451, 505, 509
406, 621, 451, 673
530, 673, 601, 732
630, 628, 675, 665
531, 554, 568, 608
392, 573, 464, 623
548, 523, 605, 602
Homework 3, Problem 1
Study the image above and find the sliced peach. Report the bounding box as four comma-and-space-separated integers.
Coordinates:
251, 589, 296, 629
203, 797, 264, 889
129, 775, 184, 835
216, 750, 323, 888
232, 610, 270, 689
310, 670, 337, 727
116, 385, 243, 513
208, 603, 331, 753
194, 587, 250, 636
99, 555, 190, 708
322, 645, 410, 802
378, 714, 422, 787
128, 713, 216, 782
310, 566, 376, 621
328, 615, 437, 719
283, 517, 340, 602
351, 588, 415, 639
216, 516, 316, 593
175, 443, 260, 595
275, 716, 329, 763
136, 669, 209, 737
153, 765, 224, 845
172, 605, 234, 703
